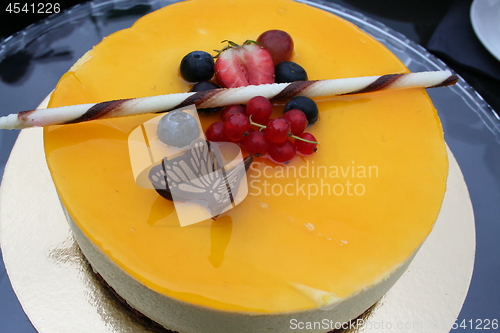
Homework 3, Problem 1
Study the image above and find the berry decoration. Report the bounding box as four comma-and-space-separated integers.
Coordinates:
180, 51, 214, 82
243, 131, 271, 156
284, 96, 319, 124
275, 61, 308, 83
190, 81, 220, 91
206, 121, 229, 142
283, 109, 308, 136
245, 96, 273, 125
269, 140, 296, 163
214, 40, 275, 88
190, 81, 221, 114
256, 30, 294, 65
157, 110, 200, 148
181, 32, 320, 165
221, 104, 246, 121
295, 133, 318, 155
222, 113, 251, 141
265, 118, 291, 144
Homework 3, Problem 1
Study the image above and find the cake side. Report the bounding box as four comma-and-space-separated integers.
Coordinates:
66, 205, 417, 333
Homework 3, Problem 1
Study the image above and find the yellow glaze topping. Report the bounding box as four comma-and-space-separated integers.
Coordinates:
44, 0, 448, 313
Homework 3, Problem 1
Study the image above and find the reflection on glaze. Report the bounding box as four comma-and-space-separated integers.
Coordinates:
208, 215, 233, 268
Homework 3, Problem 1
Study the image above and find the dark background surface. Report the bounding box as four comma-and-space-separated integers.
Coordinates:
0, 0, 86, 38
0, 0, 499, 332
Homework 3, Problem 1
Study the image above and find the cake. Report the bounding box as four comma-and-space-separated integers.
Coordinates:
41, 0, 449, 332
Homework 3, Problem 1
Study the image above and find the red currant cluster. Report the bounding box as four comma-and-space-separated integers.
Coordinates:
205, 96, 318, 164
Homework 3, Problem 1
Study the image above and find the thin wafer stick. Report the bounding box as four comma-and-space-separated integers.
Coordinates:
0, 70, 457, 130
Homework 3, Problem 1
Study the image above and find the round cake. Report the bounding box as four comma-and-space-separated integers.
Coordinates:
43, 0, 448, 332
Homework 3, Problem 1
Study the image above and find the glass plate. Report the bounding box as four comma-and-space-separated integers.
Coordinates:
470, 0, 500, 62
0, 0, 499, 332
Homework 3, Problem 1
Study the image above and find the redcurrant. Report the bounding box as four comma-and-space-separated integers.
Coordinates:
222, 113, 251, 141
220, 104, 246, 121
283, 109, 307, 136
295, 132, 317, 155
269, 140, 296, 163
265, 117, 291, 144
206, 121, 229, 142
243, 131, 271, 156
246, 96, 273, 125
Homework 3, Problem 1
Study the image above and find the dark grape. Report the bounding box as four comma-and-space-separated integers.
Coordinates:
257, 30, 294, 65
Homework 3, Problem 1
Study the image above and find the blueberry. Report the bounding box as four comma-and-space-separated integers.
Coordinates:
275, 61, 307, 83
190, 81, 221, 114
284, 96, 318, 124
180, 51, 214, 82
191, 81, 220, 92
157, 110, 200, 148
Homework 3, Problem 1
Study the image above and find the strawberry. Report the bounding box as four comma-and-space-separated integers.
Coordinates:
214, 40, 275, 88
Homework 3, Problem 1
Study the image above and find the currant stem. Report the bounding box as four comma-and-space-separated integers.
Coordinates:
250, 119, 266, 130
291, 135, 320, 144
248, 116, 320, 144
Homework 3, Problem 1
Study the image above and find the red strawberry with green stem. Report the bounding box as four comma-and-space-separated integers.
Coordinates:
214, 40, 275, 88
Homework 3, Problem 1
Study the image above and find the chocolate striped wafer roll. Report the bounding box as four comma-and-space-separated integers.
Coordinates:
0, 70, 457, 130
